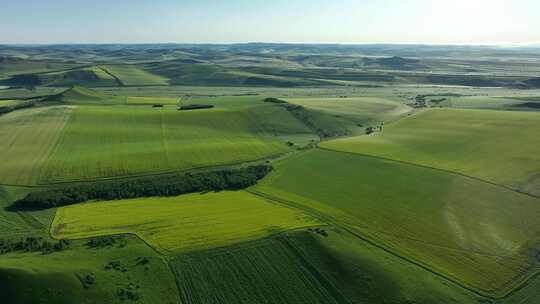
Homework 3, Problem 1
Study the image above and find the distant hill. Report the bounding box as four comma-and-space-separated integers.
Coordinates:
361, 56, 427, 70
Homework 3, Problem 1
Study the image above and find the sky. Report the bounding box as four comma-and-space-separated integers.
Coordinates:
1, 0, 539, 45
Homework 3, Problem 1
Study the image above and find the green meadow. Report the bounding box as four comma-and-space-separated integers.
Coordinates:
51, 191, 319, 254
322, 108, 540, 195
41, 105, 290, 182
254, 149, 540, 296
0, 106, 71, 185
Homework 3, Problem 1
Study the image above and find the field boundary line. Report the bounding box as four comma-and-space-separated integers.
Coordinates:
98, 66, 124, 86
318, 146, 540, 200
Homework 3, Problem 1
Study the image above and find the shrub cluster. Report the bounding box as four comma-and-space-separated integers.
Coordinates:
179, 104, 214, 110
86, 236, 127, 249
12, 165, 272, 210
0, 237, 70, 255
117, 285, 141, 301
77, 273, 96, 289
263, 97, 287, 104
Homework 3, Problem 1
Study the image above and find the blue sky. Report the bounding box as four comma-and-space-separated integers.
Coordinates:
1, 0, 538, 44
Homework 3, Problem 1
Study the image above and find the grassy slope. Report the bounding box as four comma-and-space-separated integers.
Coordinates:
286, 96, 411, 126
253, 149, 540, 296
56, 86, 126, 105
101, 65, 169, 86
0, 106, 71, 186
0, 236, 180, 304
51, 191, 319, 254
322, 108, 540, 195
171, 229, 480, 304
41, 105, 290, 182
40, 67, 119, 87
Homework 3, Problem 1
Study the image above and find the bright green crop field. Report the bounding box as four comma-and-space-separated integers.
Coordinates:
51, 191, 319, 254
41, 105, 290, 182
322, 108, 540, 195
0, 106, 71, 186
254, 149, 540, 296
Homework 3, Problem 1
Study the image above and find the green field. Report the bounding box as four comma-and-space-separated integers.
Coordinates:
172, 229, 479, 304
0, 106, 71, 185
41, 105, 290, 182
322, 108, 540, 195
253, 149, 540, 296
51, 191, 319, 254
445, 95, 540, 110
101, 65, 169, 86
0, 236, 179, 304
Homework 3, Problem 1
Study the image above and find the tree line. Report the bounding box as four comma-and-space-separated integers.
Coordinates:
11, 165, 272, 210
0, 100, 35, 115
0, 237, 70, 255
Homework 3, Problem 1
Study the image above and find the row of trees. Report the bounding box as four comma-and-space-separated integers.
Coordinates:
0, 237, 70, 255
179, 104, 214, 110
12, 165, 272, 210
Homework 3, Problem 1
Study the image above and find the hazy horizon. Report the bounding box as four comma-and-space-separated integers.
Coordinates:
1, 0, 539, 45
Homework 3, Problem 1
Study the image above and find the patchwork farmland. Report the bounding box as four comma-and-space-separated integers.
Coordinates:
1, 43, 540, 304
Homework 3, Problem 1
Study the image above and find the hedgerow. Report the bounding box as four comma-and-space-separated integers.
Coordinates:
11, 165, 272, 210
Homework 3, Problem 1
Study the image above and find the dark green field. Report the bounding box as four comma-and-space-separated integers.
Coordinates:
1, 44, 540, 303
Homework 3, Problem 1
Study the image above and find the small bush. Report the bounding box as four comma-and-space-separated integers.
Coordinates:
0, 237, 70, 255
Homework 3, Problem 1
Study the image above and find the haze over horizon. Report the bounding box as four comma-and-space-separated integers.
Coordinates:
1, 0, 539, 45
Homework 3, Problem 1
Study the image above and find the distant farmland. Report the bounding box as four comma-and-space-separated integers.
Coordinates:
100, 65, 170, 86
